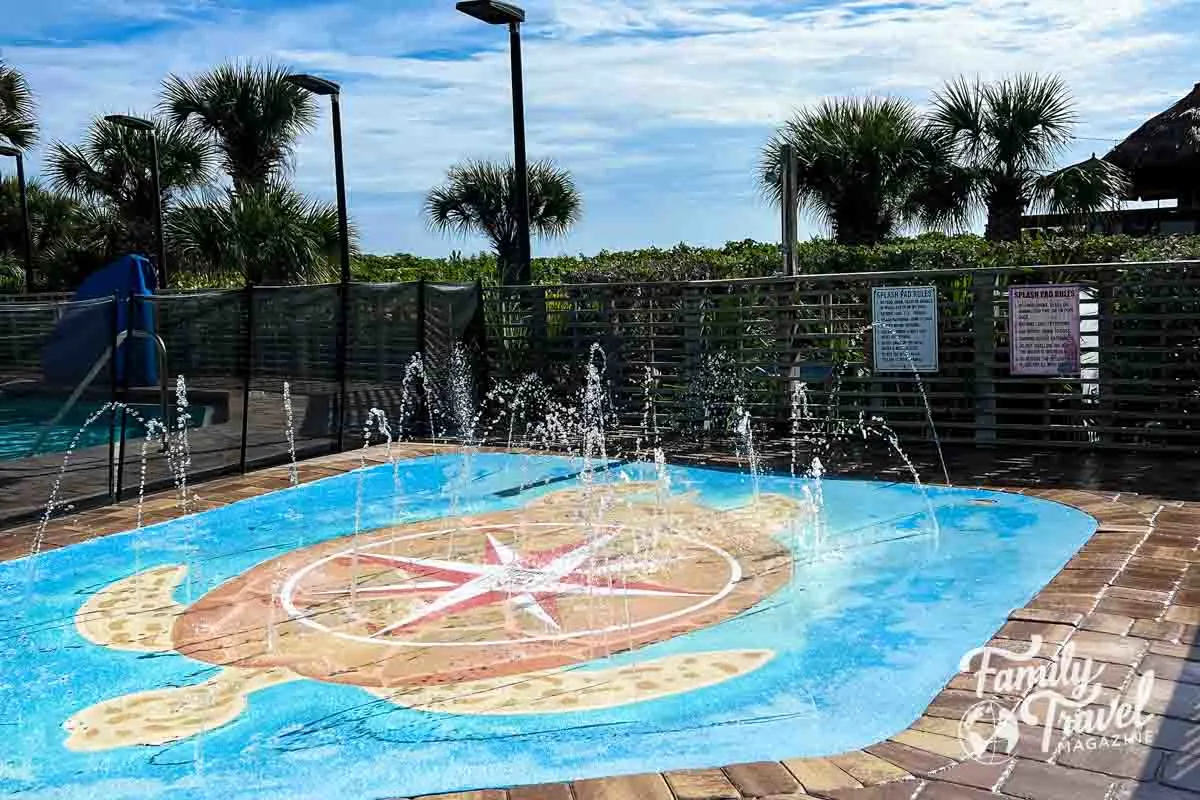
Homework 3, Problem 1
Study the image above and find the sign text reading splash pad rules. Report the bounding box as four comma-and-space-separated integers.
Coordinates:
1009, 285, 1081, 377
872, 286, 938, 372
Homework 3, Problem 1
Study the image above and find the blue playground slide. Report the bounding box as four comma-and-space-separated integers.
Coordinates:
40, 254, 159, 387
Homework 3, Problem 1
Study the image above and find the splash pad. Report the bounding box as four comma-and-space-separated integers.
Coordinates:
3, 451, 1095, 799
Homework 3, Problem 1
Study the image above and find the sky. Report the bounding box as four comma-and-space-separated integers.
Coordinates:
1, 0, 1196, 257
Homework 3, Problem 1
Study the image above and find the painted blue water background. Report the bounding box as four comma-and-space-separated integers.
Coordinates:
0, 453, 1096, 798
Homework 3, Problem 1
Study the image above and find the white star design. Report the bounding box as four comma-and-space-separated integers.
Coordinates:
308, 530, 708, 638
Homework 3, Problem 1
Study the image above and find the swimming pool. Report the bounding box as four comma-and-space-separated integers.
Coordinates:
0, 397, 208, 461
0, 452, 1097, 799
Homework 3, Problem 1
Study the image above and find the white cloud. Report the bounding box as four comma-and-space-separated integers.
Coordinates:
1, 0, 1195, 255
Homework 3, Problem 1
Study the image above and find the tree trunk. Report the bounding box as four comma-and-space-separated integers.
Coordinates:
495, 242, 545, 360
985, 191, 1027, 242
832, 199, 891, 246
984, 183, 1032, 242
496, 252, 521, 285
119, 215, 158, 261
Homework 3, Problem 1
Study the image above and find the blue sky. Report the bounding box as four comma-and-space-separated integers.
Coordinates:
1, 0, 1195, 256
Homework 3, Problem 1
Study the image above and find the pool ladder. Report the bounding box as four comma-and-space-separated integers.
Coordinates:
27, 329, 170, 458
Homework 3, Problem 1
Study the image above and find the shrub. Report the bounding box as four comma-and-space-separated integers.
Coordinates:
163, 233, 1200, 289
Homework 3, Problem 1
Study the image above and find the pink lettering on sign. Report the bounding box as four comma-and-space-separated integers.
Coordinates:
1009, 285, 1081, 377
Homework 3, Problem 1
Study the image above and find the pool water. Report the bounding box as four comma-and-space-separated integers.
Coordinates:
0, 453, 1097, 799
0, 397, 206, 461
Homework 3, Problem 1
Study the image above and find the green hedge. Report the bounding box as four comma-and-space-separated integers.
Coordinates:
9, 234, 1198, 293
353, 234, 1200, 286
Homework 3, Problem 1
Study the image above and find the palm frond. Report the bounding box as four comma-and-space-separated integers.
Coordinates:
47, 115, 213, 209
0, 60, 37, 149
528, 160, 582, 238
982, 73, 1075, 172
0, 175, 131, 289
46, 141, 105, 202
759, 96, 971, 244
929, 76, 987, 164
424, 158, 581, 256
1032, 158, 1130, 216
44, 114, 213, 256
905, 129, 980, 231
162, 61, 318, 189
929, 72, 1082, 240
170, 182, 350, 284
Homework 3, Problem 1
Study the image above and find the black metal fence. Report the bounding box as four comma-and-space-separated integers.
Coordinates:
0, 281, 484, 524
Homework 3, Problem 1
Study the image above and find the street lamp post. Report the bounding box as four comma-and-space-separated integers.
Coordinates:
0, 145, 33, 293
104, 114, 167, 289
285, 73, 353, 452
456, 0, 531, 284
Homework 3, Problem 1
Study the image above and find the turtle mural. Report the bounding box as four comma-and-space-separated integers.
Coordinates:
64, 483, 805, 752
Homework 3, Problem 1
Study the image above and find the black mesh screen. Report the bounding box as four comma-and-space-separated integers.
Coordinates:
0, 296, 121, 522
0, 282, 483, 525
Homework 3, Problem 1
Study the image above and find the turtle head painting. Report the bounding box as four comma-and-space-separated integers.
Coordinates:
63, 483, 805, 751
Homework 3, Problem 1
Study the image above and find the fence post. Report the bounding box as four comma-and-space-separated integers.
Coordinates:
600, 287, 617, 381
415, 278, 427, 356
239, 284, 254, 474
114, 294, 132, 502
530, 285, 548, 365
334, 280, 350, 453
683, 285, 703, 432
375, 289, 386, 383
1096, 266, 1116, 444
471, 279, 489, 392
107, 292, 119, 503
866, 279, 884, 424
972, 271, 997, 443
820, 283, 838, 434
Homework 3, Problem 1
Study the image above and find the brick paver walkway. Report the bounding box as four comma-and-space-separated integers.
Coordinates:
4, 445, 1199, 800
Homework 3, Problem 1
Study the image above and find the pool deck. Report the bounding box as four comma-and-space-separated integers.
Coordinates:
4, 444, 1200, 800
0, 388, 330, 524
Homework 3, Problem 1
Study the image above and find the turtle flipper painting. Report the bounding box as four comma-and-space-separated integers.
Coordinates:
1, 454, 1096, 799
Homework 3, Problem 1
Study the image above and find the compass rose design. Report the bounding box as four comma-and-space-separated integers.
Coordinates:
167, 488, 797, 689
279, 522, 742, 648
306, 529, 711, 637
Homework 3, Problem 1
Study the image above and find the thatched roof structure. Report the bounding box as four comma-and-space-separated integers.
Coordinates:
1105, 82, 1200, 203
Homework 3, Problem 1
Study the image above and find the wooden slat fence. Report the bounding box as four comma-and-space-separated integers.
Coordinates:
484, 261, 1200, 454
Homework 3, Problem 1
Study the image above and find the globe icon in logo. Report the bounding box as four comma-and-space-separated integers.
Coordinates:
959, 700, 1021, 764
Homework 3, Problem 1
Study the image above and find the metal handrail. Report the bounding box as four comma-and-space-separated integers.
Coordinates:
27, 330, 169, 457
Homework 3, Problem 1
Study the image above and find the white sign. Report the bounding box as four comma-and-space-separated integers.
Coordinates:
1009, 285, 1081, 376
871, 286, 938, 372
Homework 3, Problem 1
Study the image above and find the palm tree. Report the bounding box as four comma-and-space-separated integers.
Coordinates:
425, 159, 581, 283
0, 177, 123, 289
169, 182, 348, 285
760, 97, 971, 246
1032, 155, 1129, 226
0, 59, 36, 150
929, 74, 1127, 241
1, 177, 74, 283
161, 62, 317, 190
46, 115, 213, 255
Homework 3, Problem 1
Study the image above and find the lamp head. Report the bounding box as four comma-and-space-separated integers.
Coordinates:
456, 0, 525, 24
104, 114, 155, 132
0, 145, 21, 158
285, 73, 341, 96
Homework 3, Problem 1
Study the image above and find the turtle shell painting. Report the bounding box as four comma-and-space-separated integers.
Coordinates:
1, 453, 1097, 799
